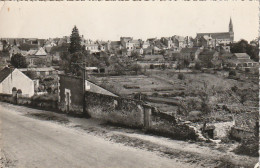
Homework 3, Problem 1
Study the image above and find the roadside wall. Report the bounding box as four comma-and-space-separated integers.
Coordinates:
85, 91, 145, 128
0, 93, 58, 111
148, 109, 197, 140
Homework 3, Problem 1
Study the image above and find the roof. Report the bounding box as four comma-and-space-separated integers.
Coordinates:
35, 47, 47, 56
110, 41, 121, 46
27, 49, 38, 55
18, 67, 55, 72
233, 53, 250, 59
143, 55, 164, 61
180, 47, 200, 54
196, 32, 231, 39
19, 43, 38, 51
0, 67, 14, 83
227, 58, 256, 64
173, 35, 185, 41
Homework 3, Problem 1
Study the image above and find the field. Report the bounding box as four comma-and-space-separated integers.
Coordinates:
93, 69, 258, 117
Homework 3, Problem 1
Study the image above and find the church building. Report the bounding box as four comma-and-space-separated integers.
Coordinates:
195, 18, 234, 49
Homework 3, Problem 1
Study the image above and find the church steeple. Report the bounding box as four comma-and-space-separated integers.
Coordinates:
229, 17, 233, 33
229, 17, 234, 42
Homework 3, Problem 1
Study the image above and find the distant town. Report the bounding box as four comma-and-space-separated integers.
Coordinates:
0, 17, 259, 167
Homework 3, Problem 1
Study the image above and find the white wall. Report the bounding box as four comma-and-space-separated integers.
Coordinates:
0, 69, 34, 97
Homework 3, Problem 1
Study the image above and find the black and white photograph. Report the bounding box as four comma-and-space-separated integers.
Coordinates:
0, 1, 259, 168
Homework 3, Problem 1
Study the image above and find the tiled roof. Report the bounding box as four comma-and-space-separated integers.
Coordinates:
196, 32, 231, 39
180, 47, 200, 53
233, 53, 250, 59
0, 67, 14, 83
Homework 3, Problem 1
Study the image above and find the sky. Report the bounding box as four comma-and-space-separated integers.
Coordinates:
0, 1, 258, 42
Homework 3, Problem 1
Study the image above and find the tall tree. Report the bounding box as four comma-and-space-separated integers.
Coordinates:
11, 54, 27, 68
69, 26, 82, 54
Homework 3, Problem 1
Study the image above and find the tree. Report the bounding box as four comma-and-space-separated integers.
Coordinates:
68, 26, 82, 54
11, 54, 27, 68
183, 59, 190, 68
130, 64, 142, 75
230, 39, 259, 62
195, 62, 202, 70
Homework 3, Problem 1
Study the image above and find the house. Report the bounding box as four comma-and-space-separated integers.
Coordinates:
195, 18, 234, 47
135, 48, 144, 55
9, 45, 21, 58
141, 41, 150, 49
180, 47, 201, 61
0, 67, 34, 97
227, 53, 258, 68
19, 67, 57, 77
172, 35, 186, 49
0, 41, 3, 51
161, 37, 173, 49
35, 47, 47, 56
58, 74, 117, 114
85, 43, 99, 53
120, 37, 135, 51
108, 41, 122, 51
143, 54, 164, 62
50, 43, 69, 60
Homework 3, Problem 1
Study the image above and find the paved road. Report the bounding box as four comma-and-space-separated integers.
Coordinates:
0, 103, 194, 168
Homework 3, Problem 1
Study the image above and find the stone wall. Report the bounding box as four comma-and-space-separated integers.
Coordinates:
148, 110, 197, 140
85, 91, 145, 128
231, 127, 255, 140
0, 93, 58, 111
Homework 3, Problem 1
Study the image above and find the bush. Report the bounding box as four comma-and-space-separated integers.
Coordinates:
231, 85, 238, 92
195, 62, 202, 70
233, 137, 259, 157
229, 70, 236, 77
178, 73, 185, 80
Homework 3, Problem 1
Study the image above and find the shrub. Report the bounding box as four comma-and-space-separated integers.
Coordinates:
228, 70, 236, 77
233, 137, 259, 157
231, 85, 238, 92
195, 62, 202, 70
178, 73, 185, 80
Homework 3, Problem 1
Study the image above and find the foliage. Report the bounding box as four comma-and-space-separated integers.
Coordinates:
10, 53, 27, 68
230, 39, 259, 62
228, 70, 236, 77
233, 136, 259, 157
178, 73, 185, 80
194, 62, 202, 70
130, 64, 142, 75
68, 26, 82, 54
183, 59, 190, 68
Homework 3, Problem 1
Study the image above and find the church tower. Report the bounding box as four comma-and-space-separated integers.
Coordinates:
229, 18, 234, 42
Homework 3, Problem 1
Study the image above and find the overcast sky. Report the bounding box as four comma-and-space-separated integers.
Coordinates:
0, 1, 258, 42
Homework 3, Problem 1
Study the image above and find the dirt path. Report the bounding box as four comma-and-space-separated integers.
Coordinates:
0, 103, 195, 168
0, 102, 258, 168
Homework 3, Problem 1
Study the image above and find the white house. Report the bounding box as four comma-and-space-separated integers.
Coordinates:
0, 67, 34, 97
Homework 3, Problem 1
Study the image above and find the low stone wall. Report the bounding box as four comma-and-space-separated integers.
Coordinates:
0, 94, 14, 103
148, 110, 197, 140
85, 91, 197, 140
85, 91, 145, 128
0, 93, 58, 111
230, 127, 255, 140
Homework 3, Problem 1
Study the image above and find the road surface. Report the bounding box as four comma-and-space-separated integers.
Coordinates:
0, 103, 194, 168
